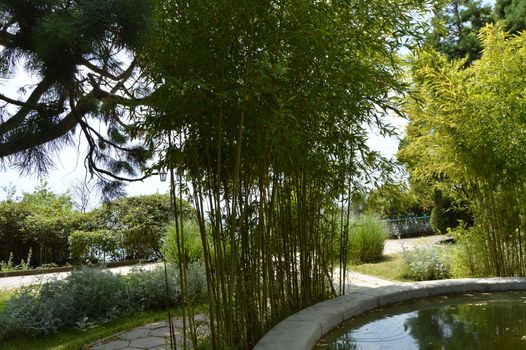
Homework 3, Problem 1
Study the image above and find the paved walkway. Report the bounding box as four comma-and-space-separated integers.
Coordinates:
384, 234, 449, 255
0, 262, 162, 290
0, 235, 448, 291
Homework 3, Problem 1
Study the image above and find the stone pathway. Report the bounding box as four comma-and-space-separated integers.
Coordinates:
89, 315, 208, 350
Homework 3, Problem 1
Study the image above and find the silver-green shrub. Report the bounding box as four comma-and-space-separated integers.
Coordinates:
0, 263, 207, 339
402, 244, 450, 281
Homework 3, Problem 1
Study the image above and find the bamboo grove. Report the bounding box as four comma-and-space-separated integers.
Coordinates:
132, 0, 427, 348
400, 25, 526, 277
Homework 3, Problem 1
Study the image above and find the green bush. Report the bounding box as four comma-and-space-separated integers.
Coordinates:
68, 230, 120, 264
430, 190, 472, 234
162, 221, 204, 264
348, 215, 388, 263
402, 244, 450, 281
95, 194, 194, 259
0, 183, 94, 267
0, 264, 207, 339
448, 225, 489, 277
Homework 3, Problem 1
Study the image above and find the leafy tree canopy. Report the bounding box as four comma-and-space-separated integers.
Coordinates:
400, 24, 526, 275
366, 182, 429, 218
495, 0, 526, 32
402, 24, 526, 189
425, 0, 493, 63
95, 194, 193, 259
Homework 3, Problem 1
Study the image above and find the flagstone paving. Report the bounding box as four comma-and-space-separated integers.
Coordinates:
89, 316, 209, 350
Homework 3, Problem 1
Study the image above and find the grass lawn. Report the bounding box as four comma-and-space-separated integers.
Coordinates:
0, 290, 14, 312
350, 253, 407, 281
0, 305, 184, 350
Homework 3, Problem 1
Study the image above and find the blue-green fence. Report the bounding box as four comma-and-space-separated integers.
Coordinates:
385, 216, 433, 238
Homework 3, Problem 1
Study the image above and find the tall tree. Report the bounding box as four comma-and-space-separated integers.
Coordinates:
401, 25, 526, 276
495, 0, 526, 32
139, 0, 428, 348
426, 0, 493, 63
0, 0, 155, 194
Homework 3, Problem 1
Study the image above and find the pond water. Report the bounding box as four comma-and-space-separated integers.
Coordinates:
315, 291, 526, 350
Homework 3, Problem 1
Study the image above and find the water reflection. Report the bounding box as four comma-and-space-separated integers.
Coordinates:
316, 292, 526, 350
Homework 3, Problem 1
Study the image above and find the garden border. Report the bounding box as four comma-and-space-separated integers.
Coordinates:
253, 277, 526, 350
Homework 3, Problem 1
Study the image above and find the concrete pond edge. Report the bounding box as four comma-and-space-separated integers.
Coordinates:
253, 277, 526, 350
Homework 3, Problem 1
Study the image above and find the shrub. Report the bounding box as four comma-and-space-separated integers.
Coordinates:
0, 183, 93, 267
430, 190, 472, 234
68, 229, 120, 264
95, 194, 195, 259
0, 263, 207, 339
162, 221, 204, 264
348, 215, 388, 263
0, 269, 128, 338
447, 225, 489, 277
402, 244, 450, 281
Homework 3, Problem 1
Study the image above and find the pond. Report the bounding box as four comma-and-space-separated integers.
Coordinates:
315, 291, 526, 350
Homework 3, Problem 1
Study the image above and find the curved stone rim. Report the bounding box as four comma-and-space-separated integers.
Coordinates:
253, 278, 526, 350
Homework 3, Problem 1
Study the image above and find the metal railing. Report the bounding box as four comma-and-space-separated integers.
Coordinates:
385, 215, 433, 238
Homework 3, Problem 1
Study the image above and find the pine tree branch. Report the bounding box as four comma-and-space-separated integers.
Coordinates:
81, 59, 137, 81
0, 79, 52, 135
0, 111, 78, 158
0, 93, 34, 108
0, 91, 96, 158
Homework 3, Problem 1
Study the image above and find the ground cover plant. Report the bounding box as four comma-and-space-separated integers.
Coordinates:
350, 254, 405, 281
0, 264, 206, 340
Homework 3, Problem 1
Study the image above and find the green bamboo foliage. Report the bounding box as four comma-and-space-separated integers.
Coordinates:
136, 0, 426, 348
401, 24, 526, 277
